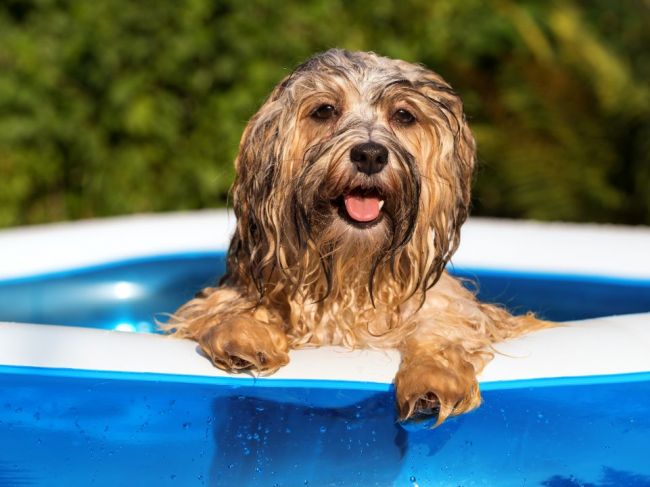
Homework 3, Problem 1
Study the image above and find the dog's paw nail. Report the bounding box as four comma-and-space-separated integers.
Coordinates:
229, 355, 252, 369
257, 352, 267, 366
413, 391, 440, 416
399, 391, 441, 423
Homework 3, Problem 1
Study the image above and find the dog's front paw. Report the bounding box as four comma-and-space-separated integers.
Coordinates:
198, 317, 289, 375
394, 356, 481, 426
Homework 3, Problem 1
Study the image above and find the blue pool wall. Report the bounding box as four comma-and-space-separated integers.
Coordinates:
1, 365, 649, 486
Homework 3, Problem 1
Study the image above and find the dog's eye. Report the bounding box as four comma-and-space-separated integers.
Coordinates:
392, 108, 416, 126
311, 104, 337, 121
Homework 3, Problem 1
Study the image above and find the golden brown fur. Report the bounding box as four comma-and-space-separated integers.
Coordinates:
165, 50, 550, 425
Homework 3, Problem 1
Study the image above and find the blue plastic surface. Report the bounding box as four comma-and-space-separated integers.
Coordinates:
1, 366, 649, 486
0, 253, 649, 333
1, 253, 650, 485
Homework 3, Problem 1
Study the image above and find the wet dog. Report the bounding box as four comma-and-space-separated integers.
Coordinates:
166, 50, 548, 425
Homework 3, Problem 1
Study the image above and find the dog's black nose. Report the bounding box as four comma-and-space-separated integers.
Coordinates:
350, 142, 389, 175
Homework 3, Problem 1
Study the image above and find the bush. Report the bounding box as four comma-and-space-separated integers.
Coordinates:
1, 0, 648, 226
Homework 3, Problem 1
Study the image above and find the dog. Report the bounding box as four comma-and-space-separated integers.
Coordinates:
166, 49, 549, 425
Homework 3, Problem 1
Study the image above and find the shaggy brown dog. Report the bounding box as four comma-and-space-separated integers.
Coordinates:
166, 49, 548, 425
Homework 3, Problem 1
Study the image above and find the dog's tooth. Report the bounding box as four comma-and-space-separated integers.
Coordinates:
379, 200, 385, 210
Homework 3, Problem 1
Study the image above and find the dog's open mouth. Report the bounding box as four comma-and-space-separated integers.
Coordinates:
336, 187, 385, 225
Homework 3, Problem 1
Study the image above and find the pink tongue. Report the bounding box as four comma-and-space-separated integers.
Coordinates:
344, 195, 382, 222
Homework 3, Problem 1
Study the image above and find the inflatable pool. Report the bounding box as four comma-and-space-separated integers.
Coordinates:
1, 211, 649, 486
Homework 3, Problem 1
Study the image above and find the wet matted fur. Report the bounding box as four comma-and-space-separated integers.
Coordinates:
165, 49, 550, 425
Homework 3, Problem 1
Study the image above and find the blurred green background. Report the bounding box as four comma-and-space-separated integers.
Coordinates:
1, 0, 648, 228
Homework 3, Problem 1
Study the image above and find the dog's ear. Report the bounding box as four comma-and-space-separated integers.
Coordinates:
414, 70, 477, 290
440, 91, 475, 241
224, 78, 292, 297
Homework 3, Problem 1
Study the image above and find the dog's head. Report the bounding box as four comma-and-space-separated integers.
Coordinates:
227, 49, 475, 303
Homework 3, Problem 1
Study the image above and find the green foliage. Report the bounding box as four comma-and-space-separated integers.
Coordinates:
1, 0, 648, 226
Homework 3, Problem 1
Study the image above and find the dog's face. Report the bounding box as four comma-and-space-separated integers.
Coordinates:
228, 50, 475, 302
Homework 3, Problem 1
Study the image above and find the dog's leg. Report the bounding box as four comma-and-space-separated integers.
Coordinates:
395, 338, 482, 425
164, 287, 290, 375
395, 273, 551, 425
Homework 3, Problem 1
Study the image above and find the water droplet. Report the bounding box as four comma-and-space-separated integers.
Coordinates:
182, 422, 190, 429
319, 426, 327, 433
410, 476, 416, 482
243, 447, 251, 456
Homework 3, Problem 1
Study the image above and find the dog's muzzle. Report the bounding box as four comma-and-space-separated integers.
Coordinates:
341, 142, 389, 224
